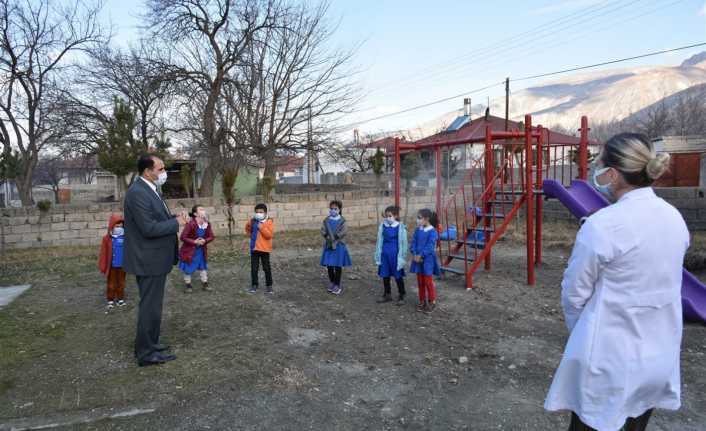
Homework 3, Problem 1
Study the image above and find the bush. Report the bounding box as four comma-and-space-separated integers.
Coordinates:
36, 199, 52, 212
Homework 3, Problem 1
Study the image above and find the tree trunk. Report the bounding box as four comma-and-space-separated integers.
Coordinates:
263, 151, 276, 179
16, 168, 35, 207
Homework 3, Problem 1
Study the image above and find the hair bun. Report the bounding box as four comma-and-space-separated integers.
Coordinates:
646, 152, 670, 180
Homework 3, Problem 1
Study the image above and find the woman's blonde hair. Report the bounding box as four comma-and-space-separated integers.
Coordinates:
600, 133, 670, 186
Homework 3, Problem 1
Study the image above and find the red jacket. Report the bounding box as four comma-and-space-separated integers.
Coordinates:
179, 219, 215, 264
98, 214, 124, 276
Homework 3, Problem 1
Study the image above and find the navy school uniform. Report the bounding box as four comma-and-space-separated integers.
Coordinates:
409, 225, 441, 276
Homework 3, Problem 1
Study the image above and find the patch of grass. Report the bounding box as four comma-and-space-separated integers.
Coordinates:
0, 310, 68, 370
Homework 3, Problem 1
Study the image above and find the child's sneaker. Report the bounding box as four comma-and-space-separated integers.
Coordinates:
248, 286, 258, 294
416, 301, 426, 312
106, 301, 115, 313
185, 283, 193, 293
117, 300, 126, 307
330, 285, 343, 295
424, 302, 436, 314
202, 282, 212, 292
326, 283, 336, 293
265, 286, 274, 295
396, 296, 406, 306
376, 294, 392, 303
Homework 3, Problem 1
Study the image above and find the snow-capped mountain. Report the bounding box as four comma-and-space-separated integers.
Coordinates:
400, 52, 706, 138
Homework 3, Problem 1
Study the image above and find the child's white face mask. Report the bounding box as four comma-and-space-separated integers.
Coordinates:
385, 216, 396, 225
112, 226, 124, 236
416, 217, 423, 227
255, 213, 266, 221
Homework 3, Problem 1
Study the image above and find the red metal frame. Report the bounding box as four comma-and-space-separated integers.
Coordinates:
391, 114, 591, 290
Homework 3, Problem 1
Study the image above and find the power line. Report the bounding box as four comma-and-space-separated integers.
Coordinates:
364, 0, 621, 95
344, 42, 706, 129
514, 42, 706, 82
360, 0, 674, 108
342, 82, 505, 129
364, 0, 650, 99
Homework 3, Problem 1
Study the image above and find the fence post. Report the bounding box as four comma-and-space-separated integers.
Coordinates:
484, 125, 493, 271
525, 115, 535, 285
394, 137, 401, 207
579, 116, 589, 180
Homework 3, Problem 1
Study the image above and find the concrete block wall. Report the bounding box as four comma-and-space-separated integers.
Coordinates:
0, 190, 437, 251
541, 187, 706, 231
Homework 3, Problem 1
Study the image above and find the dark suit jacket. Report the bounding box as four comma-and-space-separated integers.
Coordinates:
123, 177, 179, 276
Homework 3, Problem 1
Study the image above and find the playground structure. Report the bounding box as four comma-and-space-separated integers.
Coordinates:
391, 114, 706, 323
392, 114, 592, 290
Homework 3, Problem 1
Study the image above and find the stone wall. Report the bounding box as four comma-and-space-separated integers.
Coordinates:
0, 190, 436, 251
542, 187, 706, 231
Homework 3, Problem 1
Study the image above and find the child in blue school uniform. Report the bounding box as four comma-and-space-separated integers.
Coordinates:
375, 205, 408, 305
320, 200, 352, 295
410, 208, 441, 314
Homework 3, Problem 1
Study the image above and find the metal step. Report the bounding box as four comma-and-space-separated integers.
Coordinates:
440, 266, 465, 275
496, 189, 544, 196
448, 252, 475, 261
455, 240, 486, 249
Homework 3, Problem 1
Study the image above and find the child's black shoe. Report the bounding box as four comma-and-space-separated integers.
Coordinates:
202, 282, 212, 292
377, 293, 393, 304
185, 283, 193, 293
396, 296, 405, 306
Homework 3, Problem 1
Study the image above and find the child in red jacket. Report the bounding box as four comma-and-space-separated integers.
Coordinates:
178, 205, 215, 293
98, 214, 126, 312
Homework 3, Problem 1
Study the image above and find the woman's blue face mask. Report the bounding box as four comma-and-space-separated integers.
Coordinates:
592, 167, 613, 198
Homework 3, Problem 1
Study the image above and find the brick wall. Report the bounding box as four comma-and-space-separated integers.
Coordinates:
0, 190, 437, 251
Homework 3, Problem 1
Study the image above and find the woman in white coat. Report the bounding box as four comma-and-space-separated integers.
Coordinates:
545, 133, 690, 431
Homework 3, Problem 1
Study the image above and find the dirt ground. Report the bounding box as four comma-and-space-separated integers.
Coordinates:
1, 224, 706, 431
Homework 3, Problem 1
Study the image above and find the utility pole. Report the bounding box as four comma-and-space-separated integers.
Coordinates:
307, 104, 314, 184
505, 77, 510, 131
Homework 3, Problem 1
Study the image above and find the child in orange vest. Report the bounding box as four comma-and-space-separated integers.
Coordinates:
98, 214, 126, 312
245, 203, 274, 294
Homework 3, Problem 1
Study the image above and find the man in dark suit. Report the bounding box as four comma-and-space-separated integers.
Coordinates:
123, 154, 188, 367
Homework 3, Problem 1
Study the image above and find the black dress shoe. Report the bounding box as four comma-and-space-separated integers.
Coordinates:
157, 352, 177, 362
138, 353, 167, 367
155, 344, 170, 352
137, 352, 177, 367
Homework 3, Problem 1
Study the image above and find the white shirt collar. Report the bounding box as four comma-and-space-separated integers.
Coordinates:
140, 176, 157, 193
328, 215, 341, 221
618, 187, 656, 203
422, 225, 434, 232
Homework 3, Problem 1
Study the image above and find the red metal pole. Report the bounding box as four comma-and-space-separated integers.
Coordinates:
435, 147, 442, 217
535, 125, 543, 267
484, 125, 493, 272
525, 115, 535, 285
579, 116, 589, 180
394, 137, 401, 208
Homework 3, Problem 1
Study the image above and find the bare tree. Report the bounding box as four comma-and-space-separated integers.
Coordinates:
671, 87, 706, 136
145, 0, 277, 197
228, 1, 358, 180
33, 155, 65, 204
0, 0, 106, 205
69, 42, 175, 151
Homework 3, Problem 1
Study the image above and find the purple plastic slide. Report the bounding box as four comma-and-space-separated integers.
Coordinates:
543, 179, 706, 323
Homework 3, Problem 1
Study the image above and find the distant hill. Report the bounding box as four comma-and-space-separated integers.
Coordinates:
397, 52, 706, 139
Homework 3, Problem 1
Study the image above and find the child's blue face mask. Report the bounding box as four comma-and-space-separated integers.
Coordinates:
113, 226, 124, 236
329, 208, 339, 217
592, 167, 613, 198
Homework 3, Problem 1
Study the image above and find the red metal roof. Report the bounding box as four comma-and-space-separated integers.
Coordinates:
413, 114, 590, 147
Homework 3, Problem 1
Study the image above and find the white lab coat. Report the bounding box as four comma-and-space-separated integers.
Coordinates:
545, 187, 689, 430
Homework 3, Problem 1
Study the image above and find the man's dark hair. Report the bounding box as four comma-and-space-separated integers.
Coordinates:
137, 154, 157, 175
255, 203, 268, 212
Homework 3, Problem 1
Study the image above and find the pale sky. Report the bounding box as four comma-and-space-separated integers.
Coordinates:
105, 0, 706, 138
